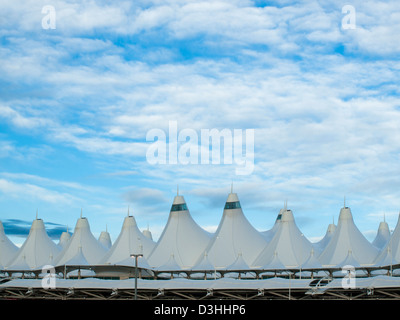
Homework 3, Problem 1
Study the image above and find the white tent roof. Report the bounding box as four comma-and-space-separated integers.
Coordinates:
0, 221, 18, 267
54, 217, 107, 266
98, 230, 112, 250
373, 246, 398, 268
336, 250, 361, 268
252, 208, 315, 268
226, 253, 250, 271
318, 206, 379, 266
64, 247, 89, 266
7, 255, 31, 271
99, 215, 156, 265
261, 251, 286, 270
199, 192, 267, 269
260, 208, 284, 242
374, 213, 400, 265
191, 253, 215, 271
313, 223, 336, 252
58, 231, 71, 249
7, 218, 61, 270
142, 228, 153, 240
372, 220, 390, 250
300, 249, 324, 270
147, 194, 211, 269
156, 254, 181, 272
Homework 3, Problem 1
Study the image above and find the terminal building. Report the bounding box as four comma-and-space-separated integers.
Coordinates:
0, 189, 400, 300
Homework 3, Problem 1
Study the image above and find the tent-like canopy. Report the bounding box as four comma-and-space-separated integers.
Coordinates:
226, 253, 250, 271
7, 218, 61, 270
142, 228, 153, 240
297, 249, 328, 278
258, 251, 288, 278
373, 246, 398, 268
147, 194, 211, 269
260, 208, 284, 242
156, 254, 182, 272
58, 230, 71, 249
3, 192, 398, 280
263, 251, 286, 270
372, 219, 391, 250
0, 221, 19, 267
98, 229, 112, 250
313, 222, 336, 252
318, 206, 379, 267
99, 214, 156, 265
54, 216, 107, 266
200, 192, 267, 269
252, 208, 315, 268
64, 246, 90, 266
300, 249, 324, 270
191, 253, 215, 272
374, 213, 400, 266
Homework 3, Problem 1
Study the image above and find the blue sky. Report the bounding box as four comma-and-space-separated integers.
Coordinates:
1, 0, 400, 246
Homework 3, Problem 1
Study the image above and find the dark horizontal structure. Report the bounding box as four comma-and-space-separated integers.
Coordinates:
2, 276, 400, 300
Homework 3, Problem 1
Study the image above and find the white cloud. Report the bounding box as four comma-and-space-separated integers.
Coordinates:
0, 178, 79, 204
0, 140, 15, 158
0, 105, 52, 129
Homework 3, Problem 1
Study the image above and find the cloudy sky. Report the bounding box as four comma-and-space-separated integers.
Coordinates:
0, 0, 399, 246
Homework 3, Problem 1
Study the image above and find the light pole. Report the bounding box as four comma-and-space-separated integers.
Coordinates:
130, 253, 143, 300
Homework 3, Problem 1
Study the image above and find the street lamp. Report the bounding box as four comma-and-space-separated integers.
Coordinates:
130, 253, 143, 300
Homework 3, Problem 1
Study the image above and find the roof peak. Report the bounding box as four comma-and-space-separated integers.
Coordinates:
339, 206, 353, 221
281, 209, 294, 222
172, 195, 186, 205
226, 192, 239, 203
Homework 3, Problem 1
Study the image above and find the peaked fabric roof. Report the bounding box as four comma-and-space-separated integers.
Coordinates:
98, 230, 112, 250
0, 221, 18, 267
54, 217, 107, 266
372, 220, 391, 250
3, 193, 399, 276
156, 254, 181, 272
191, 253, 215, 271
7, 218, 61, 270
373, 246, 398, 268
300, 249, 323, 270
226, 253, 250, 271
318, 206, 379, 266
374, 213, 400, 265
99, 215, 156, 265
261, 208, 284, 242
252, 208, 315, 268
142, 228, 153, 240
58, 231, 71, 249
200, 192, 267, 268
336, 250, 361, 268
261, 251, 286, 270
147, 194, 211, 269
313, 223, 336, 252
64, 247, 90, 266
